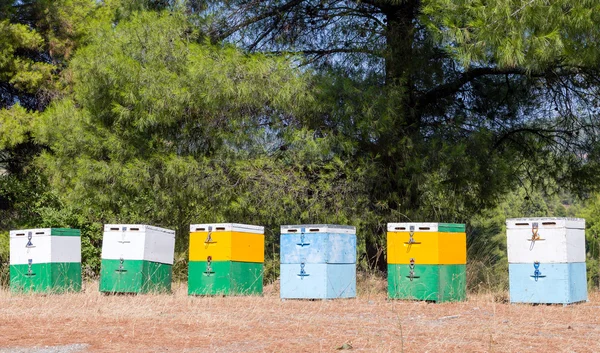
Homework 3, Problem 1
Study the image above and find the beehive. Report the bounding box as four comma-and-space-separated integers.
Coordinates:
9, 228, 81, 293
280, 224, 356, 299
188, 223, 264, 296
387, 223, 466, 302
507, 218, 587, 304
99, 224, 175, 294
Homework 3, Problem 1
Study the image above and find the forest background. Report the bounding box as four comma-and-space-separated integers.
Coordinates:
2, 0, 600, 292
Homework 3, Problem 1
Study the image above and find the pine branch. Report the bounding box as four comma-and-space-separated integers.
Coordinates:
209, 0, 305, 42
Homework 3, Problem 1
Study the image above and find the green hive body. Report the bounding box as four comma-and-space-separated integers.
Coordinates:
99, 259, 172, 294
10, 262, 82, 293
9, 228, 82, 294
188, 261, 263, 296
388, 264, 466, 302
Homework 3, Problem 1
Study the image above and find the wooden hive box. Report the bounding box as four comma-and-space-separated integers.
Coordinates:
507, 218, 587, 304
387, 223, 466, 302
99, 224, 175, 294
280, 224, 356, 299
10, 228, 81, 293
188, 223, 264, 296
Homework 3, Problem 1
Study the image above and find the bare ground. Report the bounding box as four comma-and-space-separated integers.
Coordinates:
1, 277, 599, 353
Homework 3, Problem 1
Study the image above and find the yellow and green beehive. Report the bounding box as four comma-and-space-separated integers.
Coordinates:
9, 228, 82, 293
387, 223, 466, 302
188, 223, 264, 296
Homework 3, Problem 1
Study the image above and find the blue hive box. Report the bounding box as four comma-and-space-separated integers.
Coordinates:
509, 262, 587, 304
280, 224, 356, 299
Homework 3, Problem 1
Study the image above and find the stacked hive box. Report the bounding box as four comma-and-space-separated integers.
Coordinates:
9, 228, 82, 293
507, 218, 587, 304
280, 224, 356, 299
99, 224, 175, 294
188, 223, 264, 296
387, 223, 466, 302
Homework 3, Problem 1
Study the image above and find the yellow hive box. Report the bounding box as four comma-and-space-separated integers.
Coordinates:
387, 223, 466, 265
189, 223, 264, 263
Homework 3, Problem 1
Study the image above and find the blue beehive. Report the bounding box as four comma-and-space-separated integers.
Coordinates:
507, 218, 587, 304
280, 224, 356, 299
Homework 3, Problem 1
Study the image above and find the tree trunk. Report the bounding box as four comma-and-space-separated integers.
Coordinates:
364, 1, 422, 273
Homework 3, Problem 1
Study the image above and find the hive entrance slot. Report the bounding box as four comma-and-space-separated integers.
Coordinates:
418, 227, 430, 230
515, 223, 529, 226
15, 233, 25, 236
309, 228, 320, 232
394, 227, 406, 230
542, 222, 557, 226
196, 228, 206, 231
35, 232, 44, 235
215, 227, 226, 231
110, 228, 119, 231
130, 228, 140, 231
287, 229, 298, 233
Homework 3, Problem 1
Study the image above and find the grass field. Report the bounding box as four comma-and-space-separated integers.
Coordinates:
1, 275, 600, 353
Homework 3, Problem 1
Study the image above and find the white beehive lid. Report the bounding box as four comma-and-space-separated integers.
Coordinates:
189, 223, 264, 234
280, 224, 356, 234
104, 224, 175, 236
506, 218, 585, 229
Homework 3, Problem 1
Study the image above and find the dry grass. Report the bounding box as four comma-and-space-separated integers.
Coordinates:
1, 277, 600, 353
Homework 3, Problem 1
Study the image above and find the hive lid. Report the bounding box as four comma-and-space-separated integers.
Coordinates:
10, 228, 81, 237
387, 223, 465, 232
189, 223, 264, 234
103, 224, 176, 236
506, 217, 585, 230
280, 224, 356, 234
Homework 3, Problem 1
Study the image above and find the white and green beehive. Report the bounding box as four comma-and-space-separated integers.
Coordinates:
9, 228, 82, 293
99, 224, 175, 294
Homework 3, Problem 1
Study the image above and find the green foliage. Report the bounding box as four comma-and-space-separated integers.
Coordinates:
0, 231, 8, 286
578, 194, 600, 288
422, 0, 600, 70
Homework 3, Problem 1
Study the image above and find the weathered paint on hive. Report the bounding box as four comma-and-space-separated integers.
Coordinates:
387, 264, 466, 302
279, 263, 356, 299
189, 231, 264, 263
99, 259, 172, 293
10, 262, 82, 293
506, 218, 586, 264
508, 262, 587, 304
280, 232, 357, 264
188, 261, 263, 296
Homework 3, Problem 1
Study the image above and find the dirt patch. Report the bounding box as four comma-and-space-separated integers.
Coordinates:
1, 280, 599, 352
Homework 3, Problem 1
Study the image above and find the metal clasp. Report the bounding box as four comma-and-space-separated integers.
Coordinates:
297, 229, 310, 247
25, 231, 35, 248
404, 226, 421, 246
298, 262, 310, 279
25, 258, 36, 277
204, 256, 215, 276
204, 226, 215, 244
118, 226, 130, 244
116, 257, 127, 273
531, 261, 546, 281
407, 258, 419, 281
528, 222, 544, 250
